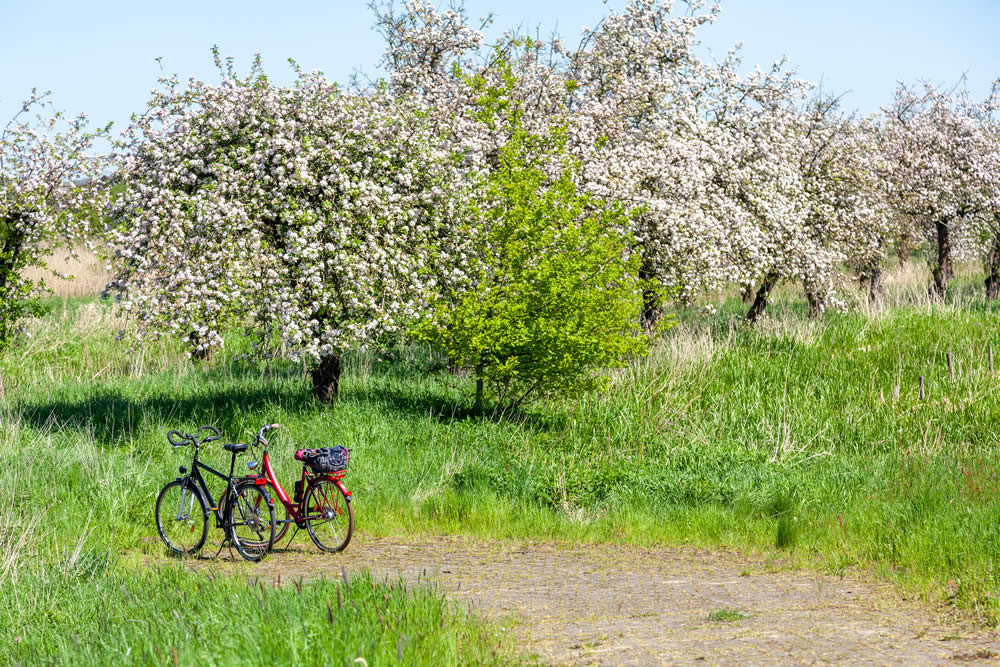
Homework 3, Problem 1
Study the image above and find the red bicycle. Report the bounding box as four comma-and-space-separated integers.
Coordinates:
245, 424, 354, 552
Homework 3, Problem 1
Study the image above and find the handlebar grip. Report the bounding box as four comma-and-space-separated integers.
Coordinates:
167, 430, 189, 447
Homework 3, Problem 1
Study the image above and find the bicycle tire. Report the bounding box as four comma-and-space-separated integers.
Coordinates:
303, 478, 353, 553
155, 478, 208, 555
226, 481, 275, 562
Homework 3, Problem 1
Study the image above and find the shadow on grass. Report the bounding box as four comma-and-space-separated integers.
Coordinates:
15, 382, 316, 445
14, 365, 559, 446
339, 382, 563, 432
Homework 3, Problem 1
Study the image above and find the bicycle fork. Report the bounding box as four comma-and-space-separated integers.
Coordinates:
174, 481, 197, 522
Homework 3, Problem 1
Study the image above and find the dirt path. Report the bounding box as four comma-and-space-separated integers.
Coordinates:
191, 536, 1000, 665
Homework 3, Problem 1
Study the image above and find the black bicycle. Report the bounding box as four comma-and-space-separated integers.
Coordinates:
154, 425, 275, 561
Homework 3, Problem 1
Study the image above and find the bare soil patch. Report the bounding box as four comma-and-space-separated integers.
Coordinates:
181, 536, 1000, 665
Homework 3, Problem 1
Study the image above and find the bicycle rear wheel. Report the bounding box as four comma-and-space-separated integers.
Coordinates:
155, 479, 207, 555
226, 481, 275, 561
303, 478, 353, 552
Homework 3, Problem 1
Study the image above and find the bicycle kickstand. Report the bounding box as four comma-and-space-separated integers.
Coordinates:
212, 536, 235, 560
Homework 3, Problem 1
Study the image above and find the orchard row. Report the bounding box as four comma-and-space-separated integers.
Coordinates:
2, 1, 998, 402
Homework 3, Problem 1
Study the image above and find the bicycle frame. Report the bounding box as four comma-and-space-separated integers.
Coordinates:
243, 424, 350, 529
175, 443, 252, 529
157, 424, 278, 562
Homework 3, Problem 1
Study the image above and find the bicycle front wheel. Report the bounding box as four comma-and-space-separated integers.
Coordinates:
304, 478, 353, 552
226, 481, 275, 562
155, 479, 208, 555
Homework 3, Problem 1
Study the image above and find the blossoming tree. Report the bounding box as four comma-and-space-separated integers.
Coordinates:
109, 56, 469, 400
0, 92, 109, 397
882, 83, 989, 298
374, 0, 906, 325
967, 81, 1000, 298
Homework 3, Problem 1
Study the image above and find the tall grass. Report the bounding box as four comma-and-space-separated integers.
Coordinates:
0, 565, 515, 665
1, 258, 999, 633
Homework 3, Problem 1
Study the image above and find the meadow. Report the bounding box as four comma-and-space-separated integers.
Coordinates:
2, 259, 999, 663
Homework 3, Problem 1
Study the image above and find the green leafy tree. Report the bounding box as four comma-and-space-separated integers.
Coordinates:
417, 109, 651, 412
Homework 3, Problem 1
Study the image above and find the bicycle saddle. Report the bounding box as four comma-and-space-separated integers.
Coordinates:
224, 442, 248, 453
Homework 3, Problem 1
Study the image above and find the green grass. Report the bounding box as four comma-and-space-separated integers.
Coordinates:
2, 265, 1000, 662
708, 608, 749, 622
0, 300, 527, 664
0, 564, 515, 665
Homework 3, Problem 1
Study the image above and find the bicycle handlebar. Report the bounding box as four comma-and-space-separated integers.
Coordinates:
256, 423, 281, 443
198, 425, 221, 443
167, 425, 223, 447
167, 430, 190, 447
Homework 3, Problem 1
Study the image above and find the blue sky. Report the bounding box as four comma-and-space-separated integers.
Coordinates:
2, 0, 997, 133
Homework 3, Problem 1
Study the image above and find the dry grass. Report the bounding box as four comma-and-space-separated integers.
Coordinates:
871, 258, 987, 312
21, 245, 112, 297
653, 324, 723, 368
9, 300, 193, 393
754, 313, 825, 345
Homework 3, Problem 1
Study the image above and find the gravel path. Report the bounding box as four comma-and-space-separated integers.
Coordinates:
193, 536, 1000, 665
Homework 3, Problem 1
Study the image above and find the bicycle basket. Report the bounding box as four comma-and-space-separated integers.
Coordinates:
294, 446, 349, 473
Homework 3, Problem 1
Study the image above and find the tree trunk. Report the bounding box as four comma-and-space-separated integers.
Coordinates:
896, 231, 914, 266
986, 234, 1000, 301
932, 218, 953, 298
746, 272, 780, 326
311, 354, 341, 402
804, 285, 824, 319
188, 332, 213, 361
868, 265, 883, 305
639, 262, 660, 332
474, 376, 484, 414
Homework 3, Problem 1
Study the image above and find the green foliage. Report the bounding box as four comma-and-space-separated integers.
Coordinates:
417, 84, 649, 409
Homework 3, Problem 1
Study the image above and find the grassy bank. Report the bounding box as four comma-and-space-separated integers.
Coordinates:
1, 262, 999, 657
